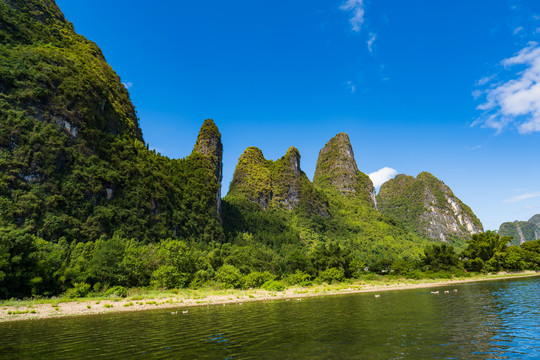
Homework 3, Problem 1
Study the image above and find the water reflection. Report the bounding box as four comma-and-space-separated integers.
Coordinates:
0, 277, 538, 359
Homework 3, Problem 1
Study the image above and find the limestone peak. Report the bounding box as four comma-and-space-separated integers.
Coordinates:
313, 133, 376, 207
377, 172, 483, 244
192, 119, 223, 215
227, 146, 329, 215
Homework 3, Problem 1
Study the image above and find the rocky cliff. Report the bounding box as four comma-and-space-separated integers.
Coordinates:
226, 146, 329, 216
0, 0, 142, 142
498, 215, 540, 245
313, 133, 376, 207
377, 172, 483, 244
192, 119, 223, 215
0, 0, 223, 243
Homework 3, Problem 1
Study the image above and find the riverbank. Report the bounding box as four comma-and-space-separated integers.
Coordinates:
1, 271, 538, 323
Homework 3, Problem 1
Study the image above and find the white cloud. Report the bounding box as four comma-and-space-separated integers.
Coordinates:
471, 89, 483, 100
123, 81, 134, 89
474, 42, 540, 134
503, 192, 540, 203
346, 80, 356, 93
367, 32, 376, 52
369, 167, 397, 188
475, 75, 495, 86
340, 0, 365, 32
513, 26, 524, 35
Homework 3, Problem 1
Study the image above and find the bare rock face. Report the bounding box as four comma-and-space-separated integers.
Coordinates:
192, 119, 223, 215
313, 133, 376, 207
227, 146, 329, 216
377, 172, 483, 243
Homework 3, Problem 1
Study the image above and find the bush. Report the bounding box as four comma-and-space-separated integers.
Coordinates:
151, 265, 190, 289
465, 258, 485, 272
189, 269, 215, 289
262, 280, 285, 291
104, 286, 127, 298
64, 282, 91, 298
405, 270, 422, 280
215, 265, 242, 289
317, 267, 345, 284
241, 271, 275, 289
283, 270, 311, 286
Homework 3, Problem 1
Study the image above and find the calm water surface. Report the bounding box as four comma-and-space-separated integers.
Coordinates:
1, 277, 539, 359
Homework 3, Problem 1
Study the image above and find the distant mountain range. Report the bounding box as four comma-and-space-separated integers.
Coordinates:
498, 215, 540, 245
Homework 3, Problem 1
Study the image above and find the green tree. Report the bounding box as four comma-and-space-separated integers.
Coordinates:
87, 236, 127, 286
422, 243, 461, 271
461, 231, 510, 271
215, 264, 242, 288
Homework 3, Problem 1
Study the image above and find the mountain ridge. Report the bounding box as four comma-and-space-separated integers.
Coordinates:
498, 214, 540, 245
0, 0, 492, 298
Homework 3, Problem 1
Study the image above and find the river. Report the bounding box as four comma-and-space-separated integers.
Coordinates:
1, 276, 539, 359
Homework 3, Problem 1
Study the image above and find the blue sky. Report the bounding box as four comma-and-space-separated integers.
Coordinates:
56, 0, 540, 230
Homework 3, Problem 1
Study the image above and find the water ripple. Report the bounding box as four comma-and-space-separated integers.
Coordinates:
1, 277, 539, 359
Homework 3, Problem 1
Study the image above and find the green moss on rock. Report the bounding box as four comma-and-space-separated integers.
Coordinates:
377, 172, 483, 246
226, 146, 329, 216
0, 1, 223, 243
313, 133, 375, 207
499, 216, 540, 246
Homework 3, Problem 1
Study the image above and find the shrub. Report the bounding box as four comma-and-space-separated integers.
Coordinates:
215, 265, 242, 289
465, 258, 485, 272
64, 282, 91, 298
283, 270, 311, 286
241, 271, 276, 289
262, 280, 285, 291
104, 286, 127, 298
151, 265, 190, 289
405, 270, 422, 280
189, 269, 215, 289
317, 267, 345, 284
93, 282, 102, 293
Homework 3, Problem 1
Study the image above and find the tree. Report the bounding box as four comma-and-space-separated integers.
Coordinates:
461, 231, 511, 271
422, 243, 460, 271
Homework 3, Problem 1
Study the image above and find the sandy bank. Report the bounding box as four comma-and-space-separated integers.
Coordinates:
1, 271, 538, 323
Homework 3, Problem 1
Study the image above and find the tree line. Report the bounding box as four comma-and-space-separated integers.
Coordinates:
1, 229, 538, 299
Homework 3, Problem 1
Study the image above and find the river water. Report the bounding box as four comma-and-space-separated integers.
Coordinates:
1, 276, 539, 359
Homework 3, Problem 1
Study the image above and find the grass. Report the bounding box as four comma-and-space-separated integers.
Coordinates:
7, 310, 36, 315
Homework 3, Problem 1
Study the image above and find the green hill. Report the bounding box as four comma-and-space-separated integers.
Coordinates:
498, 215, 540, 246
377, 172, 483, 247
0, 0, 489, 299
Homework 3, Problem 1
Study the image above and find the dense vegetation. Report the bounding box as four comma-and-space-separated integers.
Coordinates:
377, 172, 483, 246
3, 227, 539, 299
1, 1, 539, 300
498, 214, 540, 246
0, 0, 223, 298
